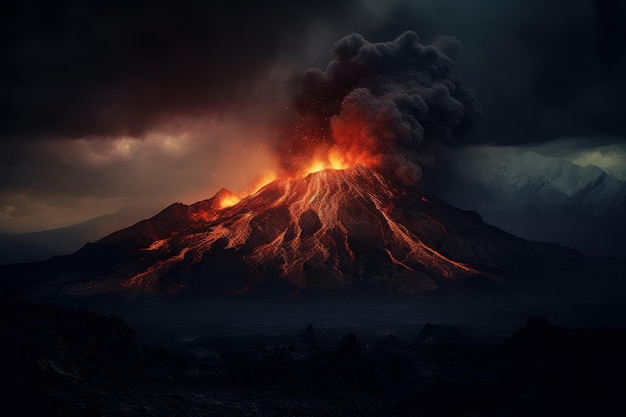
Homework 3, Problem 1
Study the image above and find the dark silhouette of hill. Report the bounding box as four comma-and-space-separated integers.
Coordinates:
2, 296, 625, 416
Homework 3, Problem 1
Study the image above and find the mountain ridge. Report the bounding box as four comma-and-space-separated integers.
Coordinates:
0, 204, 160, 265
430, 146, 626, 259
443, 147, 626, 214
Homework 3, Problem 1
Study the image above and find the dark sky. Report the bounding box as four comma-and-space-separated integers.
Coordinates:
1, 0, 625, 232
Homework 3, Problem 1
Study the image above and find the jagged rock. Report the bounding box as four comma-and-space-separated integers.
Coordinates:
338, 333, 369, 359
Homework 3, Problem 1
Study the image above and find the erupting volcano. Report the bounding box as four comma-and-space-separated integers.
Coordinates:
5, 164, 577, 298
103, 164, 483, 294
1, 32, 581, 298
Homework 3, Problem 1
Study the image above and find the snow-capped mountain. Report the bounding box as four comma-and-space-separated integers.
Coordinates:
432, 147, 626, 259
443, 147, 626, 215
604, 165, 626, 182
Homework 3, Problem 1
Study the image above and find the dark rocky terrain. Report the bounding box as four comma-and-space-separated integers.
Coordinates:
2, 296, 625, 417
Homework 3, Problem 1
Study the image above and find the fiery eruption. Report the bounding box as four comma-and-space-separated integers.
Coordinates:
5, 32, 526, 297
114, 32, 486, 292
127, 32, 486, 293
231, 31, 481, 202
117, 165, 485, 293
273, 31, 481, 187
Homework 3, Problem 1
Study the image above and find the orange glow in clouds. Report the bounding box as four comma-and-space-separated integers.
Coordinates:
218, 115, 388, 207
303, 151, 353, 176
219, 147, 361, 208
295, 112, 389, 181
218, 194, 242, 209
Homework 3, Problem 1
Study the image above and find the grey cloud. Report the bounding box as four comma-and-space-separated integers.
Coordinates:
285, 31, 482, 184
0, 0, 362, 141
3, 0, 626, 233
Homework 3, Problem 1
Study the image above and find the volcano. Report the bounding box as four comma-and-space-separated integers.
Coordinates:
4, 165, 577, 297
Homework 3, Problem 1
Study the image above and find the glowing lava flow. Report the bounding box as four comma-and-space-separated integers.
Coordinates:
303, 152, 353, 176
232, 149, 357, 204
121, 164, 479, 291
218, 193, 241, 209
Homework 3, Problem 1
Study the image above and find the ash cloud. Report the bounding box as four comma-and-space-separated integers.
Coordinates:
3, 0, 626, 234
284, 31, 482, 184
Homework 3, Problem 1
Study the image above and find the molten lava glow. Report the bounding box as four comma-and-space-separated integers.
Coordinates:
305, 159, 328, 175
303, 153, 353, 176
143, 239, 168, 251
123, 247, 190, 290
215, 129, 379, 208
218, 194, 241, 209
243, 171, 278, 196
115, 164, 489, 295
120, 165, 480, 292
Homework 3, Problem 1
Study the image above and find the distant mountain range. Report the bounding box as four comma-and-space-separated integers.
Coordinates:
604, 164, 626, 182
431, 147, 626, 259
0, 205, 157, 265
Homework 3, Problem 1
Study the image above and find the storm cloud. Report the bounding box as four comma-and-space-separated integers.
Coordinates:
0, 0, 364, 140
2, 0, 625, 145
1, 0, 625, 233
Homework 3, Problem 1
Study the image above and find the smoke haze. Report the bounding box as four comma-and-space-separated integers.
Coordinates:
281, 31, 480, 184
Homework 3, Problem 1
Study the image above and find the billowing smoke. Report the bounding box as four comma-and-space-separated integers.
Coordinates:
280, 31, 482, 184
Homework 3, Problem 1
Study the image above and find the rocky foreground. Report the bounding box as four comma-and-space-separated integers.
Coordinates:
1, 296, 625, 416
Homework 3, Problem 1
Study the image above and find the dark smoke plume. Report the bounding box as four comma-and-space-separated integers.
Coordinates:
283, 31, 482, 184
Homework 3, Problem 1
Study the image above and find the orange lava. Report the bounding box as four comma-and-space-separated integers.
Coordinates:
218, 193, 241, 209
303, 152, 353, 176
223, 123, 382, 206
118, 164, 485, 293
187, 166, 477, 286
211, 152, 356, 209
122, 247, 189, 289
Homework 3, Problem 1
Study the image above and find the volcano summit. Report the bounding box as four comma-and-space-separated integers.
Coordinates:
1, 32, 580, 299
4, 165, 577, 298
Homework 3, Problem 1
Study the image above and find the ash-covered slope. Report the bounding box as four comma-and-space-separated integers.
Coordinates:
4, 165, 577, 297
